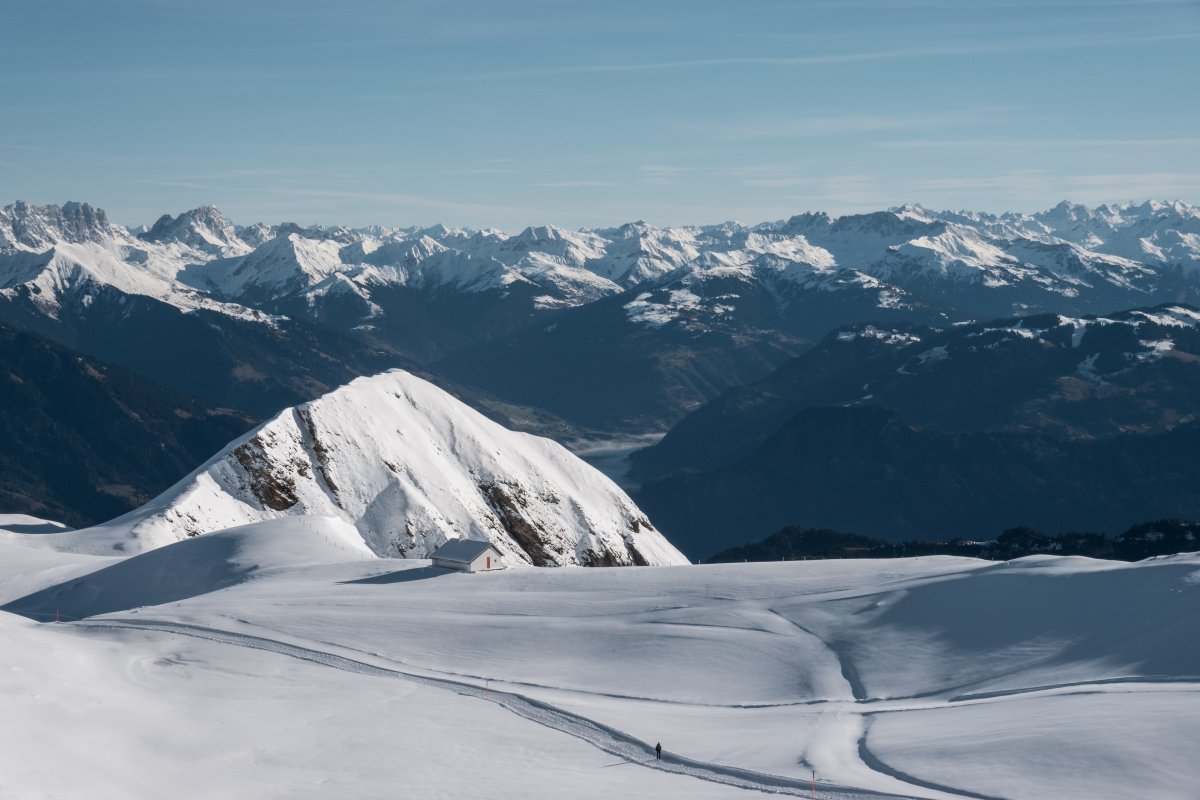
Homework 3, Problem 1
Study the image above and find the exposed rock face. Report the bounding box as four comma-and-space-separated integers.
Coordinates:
0, 201, 117, 252
83, 369, 688, 566
140, 205, 249, 256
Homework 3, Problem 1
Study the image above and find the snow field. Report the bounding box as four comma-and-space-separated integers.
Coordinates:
2, 517, 1198, 799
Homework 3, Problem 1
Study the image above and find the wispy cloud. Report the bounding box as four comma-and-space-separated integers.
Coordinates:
1059, 171, 1200, 199
713, 111, 991, 141
133, 179, 215, 191
878, 137, 1200, 150
532, 180, 620, 188
434, 31, 1198, 83
0, 142, 200, 163
439, 167, 518, 176
637, 164, 689, 186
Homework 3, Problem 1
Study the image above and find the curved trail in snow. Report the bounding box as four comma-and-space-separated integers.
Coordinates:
77, 618, 925, 800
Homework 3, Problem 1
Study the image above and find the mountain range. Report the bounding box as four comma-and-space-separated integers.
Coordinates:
4, 199, 1199, 432
634, 303, 1200, 557
5, 198, 1200, 551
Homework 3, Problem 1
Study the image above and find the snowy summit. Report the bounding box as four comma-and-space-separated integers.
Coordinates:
72, 369, 686, 566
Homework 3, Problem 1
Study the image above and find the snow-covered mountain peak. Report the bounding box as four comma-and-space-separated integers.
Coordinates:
79, 369, 688, 566
504, 225, 608, 265
740, 231, 837, 269
236, 221, 275, 248
514, 224, 571, 242
830, 210, 945, 239
140, 205, 249, 256
0, 201, 121, 252
413, 222, 475, 243
405, 234, 450, 260
779, 212, 833, 237
608, 220, 652, 238
891, 203, 938, 223
190, 232, 344, 300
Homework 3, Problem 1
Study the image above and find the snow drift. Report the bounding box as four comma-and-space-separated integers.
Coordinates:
76, 370, 687, 567
3, 516, 371, 620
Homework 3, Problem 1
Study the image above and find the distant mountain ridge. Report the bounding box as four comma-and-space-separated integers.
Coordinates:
0, 322, 255, 527
638, 404, 1200, 559
633, 303, 1200, 478
3, 198, 1200, 431
706, 520, 1200, 564
633, 301, 1200, 558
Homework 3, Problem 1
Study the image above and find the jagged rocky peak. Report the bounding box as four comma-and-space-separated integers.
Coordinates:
830, 210, 944, 238
414, 222, 469, 241
0, 200, 118, 251
780, 211, 833, 236
85, 369, 688, 567
1040, 199, 1094, 221
602, 220, 653, 239
515, 223, 571, 242
141, 204, 247, 254
237, 221, 275, 247
891, 203, 938, 222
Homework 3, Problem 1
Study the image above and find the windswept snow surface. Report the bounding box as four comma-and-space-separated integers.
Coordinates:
0, 513, 73, 534
2, 526, 1198, 799
45, 369, 685, 568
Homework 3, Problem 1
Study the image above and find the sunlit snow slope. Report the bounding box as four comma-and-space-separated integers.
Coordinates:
3, 526, 1198, 800
68, 369, 685, 566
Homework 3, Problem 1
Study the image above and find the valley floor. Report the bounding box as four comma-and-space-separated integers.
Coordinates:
2, 518, 1198, 799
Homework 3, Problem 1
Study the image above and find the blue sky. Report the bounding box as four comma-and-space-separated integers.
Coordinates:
2, 0, 1198, 229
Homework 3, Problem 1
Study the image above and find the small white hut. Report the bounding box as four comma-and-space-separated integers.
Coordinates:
429, 539, 505, 573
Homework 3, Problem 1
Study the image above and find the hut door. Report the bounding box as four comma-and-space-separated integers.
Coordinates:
486, 556, 491, 569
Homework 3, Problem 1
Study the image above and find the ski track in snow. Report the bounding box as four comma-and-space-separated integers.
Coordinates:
77, 618, 923, 800
855, 719, 1005, 800
767, 608, 868, 702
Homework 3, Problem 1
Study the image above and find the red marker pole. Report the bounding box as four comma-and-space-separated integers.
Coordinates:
55, 609, 59, 624
811, 769, 815, 799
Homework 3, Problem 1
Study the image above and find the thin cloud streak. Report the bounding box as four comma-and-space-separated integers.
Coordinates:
879, 137, 1200, 150
433, 31, 1199, 84
713, 111, 992, 141
532, 180, 620, 188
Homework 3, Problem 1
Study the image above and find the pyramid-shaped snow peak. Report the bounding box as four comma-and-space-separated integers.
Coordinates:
84, 370, 688, 567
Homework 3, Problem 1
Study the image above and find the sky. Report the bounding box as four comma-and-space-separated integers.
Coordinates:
1, 0, 1198, 230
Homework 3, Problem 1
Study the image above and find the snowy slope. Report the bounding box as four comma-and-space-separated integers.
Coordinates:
0, 604, 747, 800
3, 516, 373, 619
71, 369, 685, 566
3, 534, 1198, 799
184, 233, 346, 300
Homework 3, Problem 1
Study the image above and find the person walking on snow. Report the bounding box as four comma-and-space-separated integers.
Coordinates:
655, 742, 662, 760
